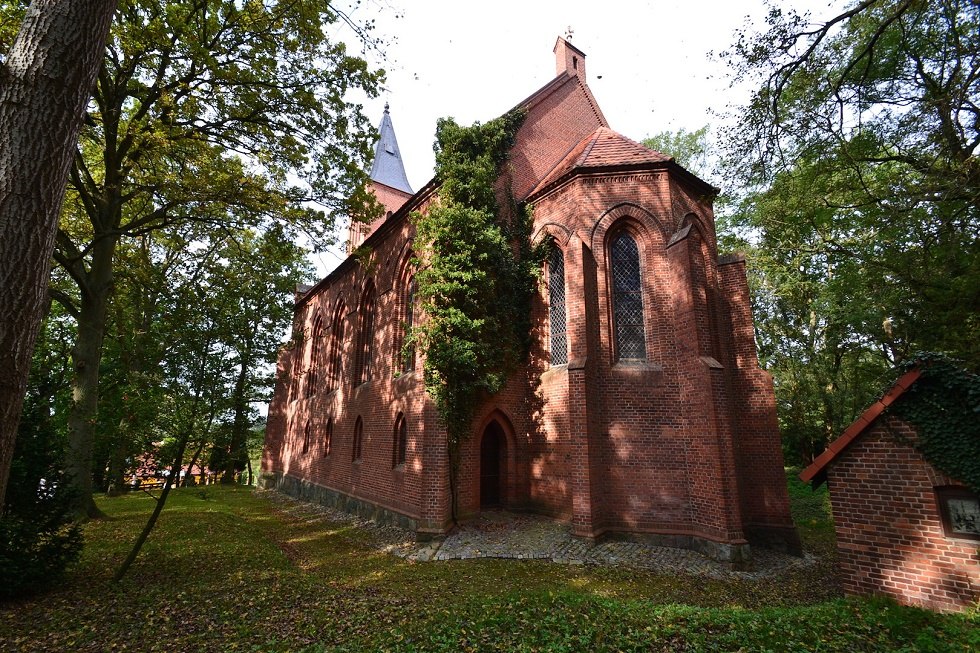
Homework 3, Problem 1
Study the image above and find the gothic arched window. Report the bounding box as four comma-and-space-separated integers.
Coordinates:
352, 416, 363, 462
393, 413, 407, 467
326, 303, 345, 392
610, 231, 646, 361
306, 315, 323, 397
354, 284, 376, 386
548, 246, 568, 366
401, 276, 416, 373
302, 420, 311, 455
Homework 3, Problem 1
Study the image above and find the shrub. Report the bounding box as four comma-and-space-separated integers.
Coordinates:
0, 391, 83, 600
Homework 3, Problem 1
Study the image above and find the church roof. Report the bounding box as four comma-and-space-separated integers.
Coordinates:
369, 104, 413, 194
528, 127, 676, 198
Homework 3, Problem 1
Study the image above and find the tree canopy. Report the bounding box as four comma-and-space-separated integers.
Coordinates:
1, 0, 385, 514
719, 0, 979, 461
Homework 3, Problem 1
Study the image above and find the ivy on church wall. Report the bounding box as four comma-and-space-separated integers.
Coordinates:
887, 354, 980, 494
410, 110, 542, 519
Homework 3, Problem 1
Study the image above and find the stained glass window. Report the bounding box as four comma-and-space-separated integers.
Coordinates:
611, 232, 646, 360
548, 247, 568, 366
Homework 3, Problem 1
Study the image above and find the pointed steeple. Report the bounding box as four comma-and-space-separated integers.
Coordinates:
369, 103, 413, 194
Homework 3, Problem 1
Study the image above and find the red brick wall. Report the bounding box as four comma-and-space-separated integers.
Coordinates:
827, 417, 980, 612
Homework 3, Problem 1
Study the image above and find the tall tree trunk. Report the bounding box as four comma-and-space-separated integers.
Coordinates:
182, 440, 205, 488
0, 0, 118, 509
66, 235, 117, 518
222, 354, 251, 484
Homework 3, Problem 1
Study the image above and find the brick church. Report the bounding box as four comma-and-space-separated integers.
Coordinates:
261, 37, 800, 565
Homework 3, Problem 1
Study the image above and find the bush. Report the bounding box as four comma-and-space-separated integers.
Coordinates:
0, 390, 83, 600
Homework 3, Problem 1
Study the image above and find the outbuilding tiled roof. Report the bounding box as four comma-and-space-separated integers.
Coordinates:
799, 368, 923, 487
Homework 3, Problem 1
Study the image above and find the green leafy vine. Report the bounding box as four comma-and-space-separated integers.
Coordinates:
888, 354, 980, 493
410, 110, 542, 520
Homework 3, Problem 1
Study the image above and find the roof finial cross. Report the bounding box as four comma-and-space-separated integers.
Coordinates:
564, 26, 574, 41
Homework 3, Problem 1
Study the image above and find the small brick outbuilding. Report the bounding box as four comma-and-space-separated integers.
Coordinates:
800, 369, 980, 613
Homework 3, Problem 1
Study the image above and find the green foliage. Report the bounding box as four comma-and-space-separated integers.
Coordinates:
718, 0, 980, 461
889, 355, 980, 494
1, 487, 976, 649
1, 319, 82, 599
411, 111, 541, 513
785, 467, 836, 549
642, 125, 711, 177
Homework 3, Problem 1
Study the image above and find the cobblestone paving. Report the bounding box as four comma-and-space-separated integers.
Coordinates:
259, 490, 817, 579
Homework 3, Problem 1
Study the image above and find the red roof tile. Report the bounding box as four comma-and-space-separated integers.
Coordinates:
799, 368, 923, 486
529, 127, 672, 197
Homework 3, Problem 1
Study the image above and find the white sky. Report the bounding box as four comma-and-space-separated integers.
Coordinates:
311, 0, 840, 273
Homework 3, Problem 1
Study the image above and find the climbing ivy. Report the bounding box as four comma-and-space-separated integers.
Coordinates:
887, 354, 980, 494
410, 110, 541, 520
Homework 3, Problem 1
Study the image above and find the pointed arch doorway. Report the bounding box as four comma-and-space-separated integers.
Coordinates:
480, 420, 506, 509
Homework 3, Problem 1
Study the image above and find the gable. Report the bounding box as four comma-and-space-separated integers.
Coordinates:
507, 72, 608, 200
800, 368, 922, 487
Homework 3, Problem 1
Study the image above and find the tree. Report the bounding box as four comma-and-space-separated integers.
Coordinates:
718, 0, 979, 459
113, 224, 308, 579
0, 305, 82, 599
0, 0, 117, 511
722, 0, 980, 367
642, 125, 711, 177
17, 0, 383, 516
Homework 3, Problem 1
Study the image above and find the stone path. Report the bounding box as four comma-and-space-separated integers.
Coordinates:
259, 490, 818, 580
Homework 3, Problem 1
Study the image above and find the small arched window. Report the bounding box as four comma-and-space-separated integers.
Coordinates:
327, 303, 345, 392
401, 276, 416, 373
302, 420, 311, 455
548, 246, 568, 366
323, 418, 332, 457
611, 231, 646, 360
306, 315, 323, 397
352, 416, 363, 462
393, 413, 407, 467
354, 284, 376, 386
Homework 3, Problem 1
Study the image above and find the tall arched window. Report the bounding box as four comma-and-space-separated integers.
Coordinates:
393, 413, 407, 467
323, 417, 332, 457
548, 246, 568, 366
401, 276, 416, 373
611, 231, 646, 360
326, 303, 345, 392
352, 416, 363, 462
353, 284, 376, 386
306, 315, 323, 397
302, 420, 311, 455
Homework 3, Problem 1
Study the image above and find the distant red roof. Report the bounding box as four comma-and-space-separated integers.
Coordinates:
800, 368, 923, 487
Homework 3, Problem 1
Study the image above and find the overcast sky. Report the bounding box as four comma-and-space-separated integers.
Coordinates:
311, 0, 840, 272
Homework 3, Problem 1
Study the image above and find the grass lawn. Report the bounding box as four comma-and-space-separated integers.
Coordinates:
1, 474, 976, 652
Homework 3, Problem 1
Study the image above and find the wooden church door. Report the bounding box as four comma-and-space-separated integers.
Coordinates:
480, 421, 505, 508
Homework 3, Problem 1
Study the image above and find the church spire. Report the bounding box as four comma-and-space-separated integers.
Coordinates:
369, 103, 413, 194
